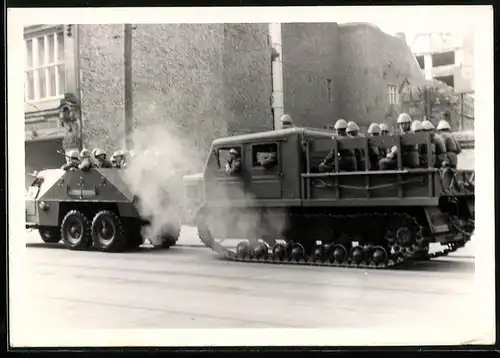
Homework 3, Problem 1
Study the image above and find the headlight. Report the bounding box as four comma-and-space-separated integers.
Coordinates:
39, 201, 49, 211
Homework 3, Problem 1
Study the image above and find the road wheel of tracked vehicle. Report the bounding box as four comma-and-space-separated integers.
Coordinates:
91, 211, 127, 253
38, 226, 61, 243
60, 210, 92, 250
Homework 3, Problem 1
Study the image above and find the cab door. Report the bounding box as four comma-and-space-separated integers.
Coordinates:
247, 142, 282, 199
205, 146, 246, 202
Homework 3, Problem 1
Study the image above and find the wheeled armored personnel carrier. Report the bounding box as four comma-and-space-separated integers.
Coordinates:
25, 167, 180, 252
189, 127, 475, 269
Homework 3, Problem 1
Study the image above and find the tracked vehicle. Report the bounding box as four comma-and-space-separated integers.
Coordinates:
191, 127, 475, 269
25, 168, 180, 252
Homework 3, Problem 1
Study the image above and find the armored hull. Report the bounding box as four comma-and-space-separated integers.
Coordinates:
192, 128, 475, 269
26, 167, 180, 252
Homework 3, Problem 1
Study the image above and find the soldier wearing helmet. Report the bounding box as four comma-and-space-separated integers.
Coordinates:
333, 119, 348, 137
396, 113, 412, 134
346, 121, 361, 137
379, 123, 390, 136
225, 148, 242, 175
78, 148, 95, 171
437, 119, 461, 168
377, 123, 391, 159
94, 148, 113, 168
421, 120, 447, 168
411, 120, 423, 133
61, 149, 80, 171
347, 121, 368, 170
319, 119, 357, 172
112, 150, 126, 169
367, 123, 381, 137
379, 113, 419, 170
410, 120, 428, 168
367, 123, 382, 170
280, 114, 294, 129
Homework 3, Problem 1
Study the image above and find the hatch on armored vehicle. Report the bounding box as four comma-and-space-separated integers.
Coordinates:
25, 167, 181, 252
188, 127, 475, 269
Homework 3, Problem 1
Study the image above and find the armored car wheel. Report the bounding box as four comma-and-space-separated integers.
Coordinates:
38, 226, 61, 243
91, 210, 127, 253
60, 210, 92, 250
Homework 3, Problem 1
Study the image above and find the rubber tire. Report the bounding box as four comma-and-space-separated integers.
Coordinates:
38, 226, 61, 243
91, 210, 127, 253
160, 223, 181, 249
60, 210, 92, 250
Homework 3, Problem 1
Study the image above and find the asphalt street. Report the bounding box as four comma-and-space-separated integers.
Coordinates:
18, 226, 479, 341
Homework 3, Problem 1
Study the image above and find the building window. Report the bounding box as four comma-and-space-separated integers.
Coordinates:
25, 30, 65, 102
416, 55, 425, 69
431, 51, 455, 67
388, 85, 398, 104
435, 75, 454, 88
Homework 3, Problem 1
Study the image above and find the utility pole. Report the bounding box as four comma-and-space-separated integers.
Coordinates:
124, 24, 133, 150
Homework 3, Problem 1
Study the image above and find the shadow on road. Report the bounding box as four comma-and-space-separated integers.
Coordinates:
25, 242, 184, 254
395, 258, 475, 273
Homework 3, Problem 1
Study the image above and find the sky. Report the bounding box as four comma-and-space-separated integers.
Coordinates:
331, 6, 478, 38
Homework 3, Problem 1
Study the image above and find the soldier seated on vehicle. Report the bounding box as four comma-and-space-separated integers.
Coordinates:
280, 114, 295, 129
78, 148, 95, 172
411, 120, 429, 168
61, 150, 80, 171
437, 119, 461, 169
257, 151, 278, 169
346, 121, 368, 170
318, 119, 357, 172
94, 148, 113, 168
379, 113, 419, 170
225, 148, 242, 175
112, 150, 126, 169
422, 120, 447, 168
367, 123, 382, 170
379, 123, 391, 136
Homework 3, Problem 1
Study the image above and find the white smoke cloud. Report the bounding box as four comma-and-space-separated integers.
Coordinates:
121, 121, 288, 251
122, 123, 204, 245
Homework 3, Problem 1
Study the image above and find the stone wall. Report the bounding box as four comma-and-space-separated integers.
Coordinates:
337, 23, 426, 132
79, 23, 272, 167
281, 23, 341, 129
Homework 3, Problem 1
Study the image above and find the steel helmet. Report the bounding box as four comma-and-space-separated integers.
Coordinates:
411, 120, 423, 132
68, 150, 79, 159
437, 120, 451, 131
367, 123, 381, 135
80, 148, 91, 158
95, 148, 106, 157
379, 123, 389, 132
229, 148, 239, 155
334, 119, 347, 130
397, 113, 412, 124
421, 120, 435, 131
113, 150, 123, 158
280, 114, 292, 125
346, 121, 359, 133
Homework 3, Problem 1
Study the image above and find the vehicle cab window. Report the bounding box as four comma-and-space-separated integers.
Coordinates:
252, 143, 278, 169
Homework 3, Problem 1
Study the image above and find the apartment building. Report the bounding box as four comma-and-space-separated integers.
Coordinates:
409, 30, 474, 95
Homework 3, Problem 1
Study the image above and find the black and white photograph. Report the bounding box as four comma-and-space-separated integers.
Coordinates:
7, 5, 494, 348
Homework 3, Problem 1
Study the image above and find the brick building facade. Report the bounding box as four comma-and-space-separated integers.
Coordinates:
24, 22, 434, 173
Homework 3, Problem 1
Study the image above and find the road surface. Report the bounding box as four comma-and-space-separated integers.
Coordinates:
13, 226, 482, 346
